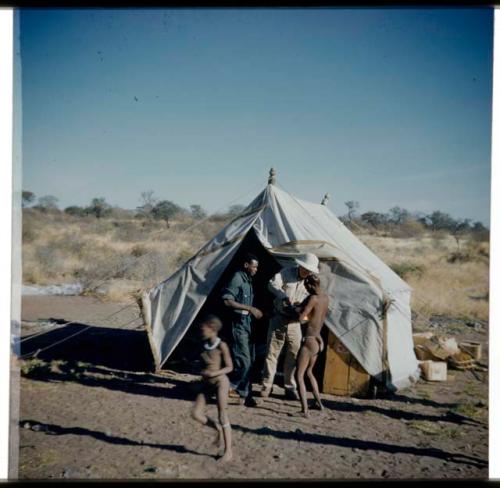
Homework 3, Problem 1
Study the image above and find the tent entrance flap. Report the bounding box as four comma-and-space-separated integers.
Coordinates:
164, 228, 282, 367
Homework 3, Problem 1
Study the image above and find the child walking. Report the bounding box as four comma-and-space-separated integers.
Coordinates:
191, 314, 234, 463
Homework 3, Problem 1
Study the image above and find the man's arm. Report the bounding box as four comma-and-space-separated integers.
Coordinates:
222, 273, 263, 319
268, 270, 288, 301
223, 298, 253, 313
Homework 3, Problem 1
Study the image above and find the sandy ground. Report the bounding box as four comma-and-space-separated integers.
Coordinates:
14, 296, 488, 480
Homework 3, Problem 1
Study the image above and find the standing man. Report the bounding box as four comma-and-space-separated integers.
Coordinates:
259, 253, 320, 400
222, 253, 263, 407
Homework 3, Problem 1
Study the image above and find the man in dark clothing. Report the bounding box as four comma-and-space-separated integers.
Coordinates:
222, 253, 263, 407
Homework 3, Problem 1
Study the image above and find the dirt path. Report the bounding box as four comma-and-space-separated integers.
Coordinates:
15, 296, 488, 479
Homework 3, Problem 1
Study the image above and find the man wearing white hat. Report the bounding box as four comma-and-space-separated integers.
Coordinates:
259, 252, 320, 400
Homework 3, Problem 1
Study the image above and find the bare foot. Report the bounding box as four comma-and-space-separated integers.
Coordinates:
299, 410, 310, 418
212, 430, 223, 449
217, 450, 233, 464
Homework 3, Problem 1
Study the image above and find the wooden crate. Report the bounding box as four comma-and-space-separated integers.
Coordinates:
322, 331, 371, 397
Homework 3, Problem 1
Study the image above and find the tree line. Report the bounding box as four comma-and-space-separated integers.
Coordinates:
21, 190, 246, 228
21, 191, 488, 241
341, 200, 488, 248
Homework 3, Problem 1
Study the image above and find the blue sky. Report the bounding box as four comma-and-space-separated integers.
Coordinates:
18, 8, 493, 223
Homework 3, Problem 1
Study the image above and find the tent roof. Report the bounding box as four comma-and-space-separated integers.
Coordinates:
251, 184, 411, 294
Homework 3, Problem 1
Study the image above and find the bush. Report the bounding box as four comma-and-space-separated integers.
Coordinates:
112, 221, 146, 242
390, 262, 425, 279
34, 245, 60, 277
392, 219, 426, 238
447, 251, 472, 264
130, 244, 148, 258
176, 248, 194, 267
48, 233, 90, 259
22, 224, 37, 243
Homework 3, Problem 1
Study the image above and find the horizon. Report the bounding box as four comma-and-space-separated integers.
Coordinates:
17, 8, 493, 224
22, 177, 490, 227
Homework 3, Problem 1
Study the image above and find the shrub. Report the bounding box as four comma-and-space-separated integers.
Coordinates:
176, 248, 194, 267
22, 224, 37, 243
34, 245, 60, 276
131, 244, 148, 258
394, 219, 426, 238
447, 251, 472, 264
112, 221, 146, 242
390, 262, 425, 279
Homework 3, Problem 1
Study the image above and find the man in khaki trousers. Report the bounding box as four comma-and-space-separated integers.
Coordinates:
259, 253, 320, 400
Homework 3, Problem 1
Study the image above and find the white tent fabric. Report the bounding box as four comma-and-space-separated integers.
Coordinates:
142, 183, 420, 390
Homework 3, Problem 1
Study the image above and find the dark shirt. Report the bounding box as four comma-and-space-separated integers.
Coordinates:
222, 270, 254, 307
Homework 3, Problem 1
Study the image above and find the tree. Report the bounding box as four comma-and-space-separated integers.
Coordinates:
87, 197, 111, 219
190, 204, 206, 220
424, 211, 455, 232
470, 221, 489, 242
152, 200, 181, 228
472, 221, 487, 233
361, 211, 387, 228
450, 218, 471, 251
344, 201, 359, 222
36, 195, 59, 212
22, 191, 36, 208
137, 190, 157, 219
64, 205, 88, 217
388, 206, 409, 225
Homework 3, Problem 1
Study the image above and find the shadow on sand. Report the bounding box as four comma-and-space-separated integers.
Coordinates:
19, 322, 484, 427
19, 419, 212, 459
231, 424, 488, 469
18, 321, 200, 401
18, 321, 154, 371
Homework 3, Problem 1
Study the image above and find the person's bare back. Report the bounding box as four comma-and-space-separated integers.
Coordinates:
300, 292, 329, 338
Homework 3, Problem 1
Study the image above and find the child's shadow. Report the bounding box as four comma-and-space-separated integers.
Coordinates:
20, 419, 215, 459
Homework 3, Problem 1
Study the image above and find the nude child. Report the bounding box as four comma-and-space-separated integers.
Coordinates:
191, 315, 234, 463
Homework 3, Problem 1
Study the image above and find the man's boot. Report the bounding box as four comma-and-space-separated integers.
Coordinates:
259, 385, 272, 398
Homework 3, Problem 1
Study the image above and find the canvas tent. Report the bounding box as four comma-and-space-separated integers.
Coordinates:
142, 170, 420, 390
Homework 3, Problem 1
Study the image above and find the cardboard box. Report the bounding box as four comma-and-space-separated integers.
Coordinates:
419, 360, 447, 381
413, 332, 434, 346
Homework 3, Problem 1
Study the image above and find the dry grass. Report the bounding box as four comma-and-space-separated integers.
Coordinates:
407, 420, 463, 439
360, 234, 489, 321
22, 209, 226, 299
22, 210, 489, 322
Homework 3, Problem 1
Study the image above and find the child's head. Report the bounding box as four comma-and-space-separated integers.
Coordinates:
304, 273, 321, 294
199, 314, 223, 340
